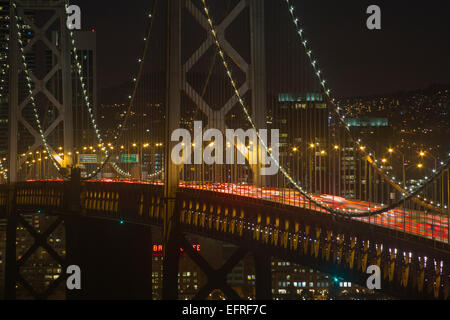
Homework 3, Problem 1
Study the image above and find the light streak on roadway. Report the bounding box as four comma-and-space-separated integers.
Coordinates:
26, 179, 450, 244
179, 182, 449, 244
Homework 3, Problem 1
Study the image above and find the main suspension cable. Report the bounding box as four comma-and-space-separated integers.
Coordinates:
200, 0, 450, 218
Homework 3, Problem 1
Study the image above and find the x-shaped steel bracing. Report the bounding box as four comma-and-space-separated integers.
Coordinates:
13, 2, 71, 167
180, 236, 248, 300
14, 213, 67, 299
183, 0, 250, 132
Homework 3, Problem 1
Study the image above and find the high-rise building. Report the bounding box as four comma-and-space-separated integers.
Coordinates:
72, 30, 97, 150
340, 117, 393, 200
272, 92, 330, 193
49, 29, 97, 150
1, 6, 37, 180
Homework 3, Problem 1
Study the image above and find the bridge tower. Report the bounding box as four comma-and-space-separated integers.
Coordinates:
8, 0, 73, 182
162, 0, 267, 299
183, 0, 267, 185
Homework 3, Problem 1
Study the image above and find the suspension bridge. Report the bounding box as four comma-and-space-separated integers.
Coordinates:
1, 0, 449, 300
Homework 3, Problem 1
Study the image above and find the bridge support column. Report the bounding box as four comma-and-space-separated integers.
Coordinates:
249, 0, 267, 187
254, 252, 272, 300
4, 184, 17, 299
162, 0, 182, 300
65, 217, 153, 300
161, 207, 181, 300
7, 5, 19, 182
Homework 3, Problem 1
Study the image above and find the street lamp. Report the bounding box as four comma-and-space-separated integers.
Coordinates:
419, 150, 440, 198
387, 148, 408, 187
419, 150, 437, 170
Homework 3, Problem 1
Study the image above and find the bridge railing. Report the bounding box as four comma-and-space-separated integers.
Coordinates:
0, 181, 165, 224
82, 181, 164, 224
0, 181, 69, 216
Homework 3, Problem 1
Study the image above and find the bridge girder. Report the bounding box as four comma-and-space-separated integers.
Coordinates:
1, 181, 449, 300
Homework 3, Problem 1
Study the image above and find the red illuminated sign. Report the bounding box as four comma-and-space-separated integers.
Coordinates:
152, 244, 201, 254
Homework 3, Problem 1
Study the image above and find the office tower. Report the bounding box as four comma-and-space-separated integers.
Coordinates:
340, 117, 393, 200
72, 30, 97, 150
49, 29, 97, 150
273, 92, 330, 193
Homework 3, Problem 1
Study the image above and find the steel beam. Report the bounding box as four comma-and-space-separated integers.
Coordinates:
65, 216, 153, 300
8, 6, 19, 183
182, 237, 245, 300
254, 252, 272, 300
60, 8, 73, 168
9, 0, 74, 179
184, 0, 267, 184
3, 186, 17, 300
162, 0, 182, 300
249, 0, 267, 186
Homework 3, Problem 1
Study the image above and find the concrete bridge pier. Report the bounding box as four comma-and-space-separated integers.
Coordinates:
65, 216, 153, 300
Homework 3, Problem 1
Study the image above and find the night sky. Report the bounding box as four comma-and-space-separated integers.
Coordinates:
72, 0, 450, 98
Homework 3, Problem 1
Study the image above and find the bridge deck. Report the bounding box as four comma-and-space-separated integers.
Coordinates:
1, 180, 449, 299
181, 183, 450, 244
1, 180, 449, 244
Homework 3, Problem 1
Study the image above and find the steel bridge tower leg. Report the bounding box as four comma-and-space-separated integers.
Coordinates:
254, 252, 272, 300
8, 6, 19, 183
249, 0, 267, 187
65, 217, 153, 300
4, 185, 17, 300
162, 0, 182, 300
183, 0, 267, 186
4, 5, 19, 298
65, 171, 153, 300
8, 0, 74, 179
61, 9, 74, 168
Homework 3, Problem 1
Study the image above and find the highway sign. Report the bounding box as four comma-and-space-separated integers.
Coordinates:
79, 154, 97, 164
121, 154, 139, 163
